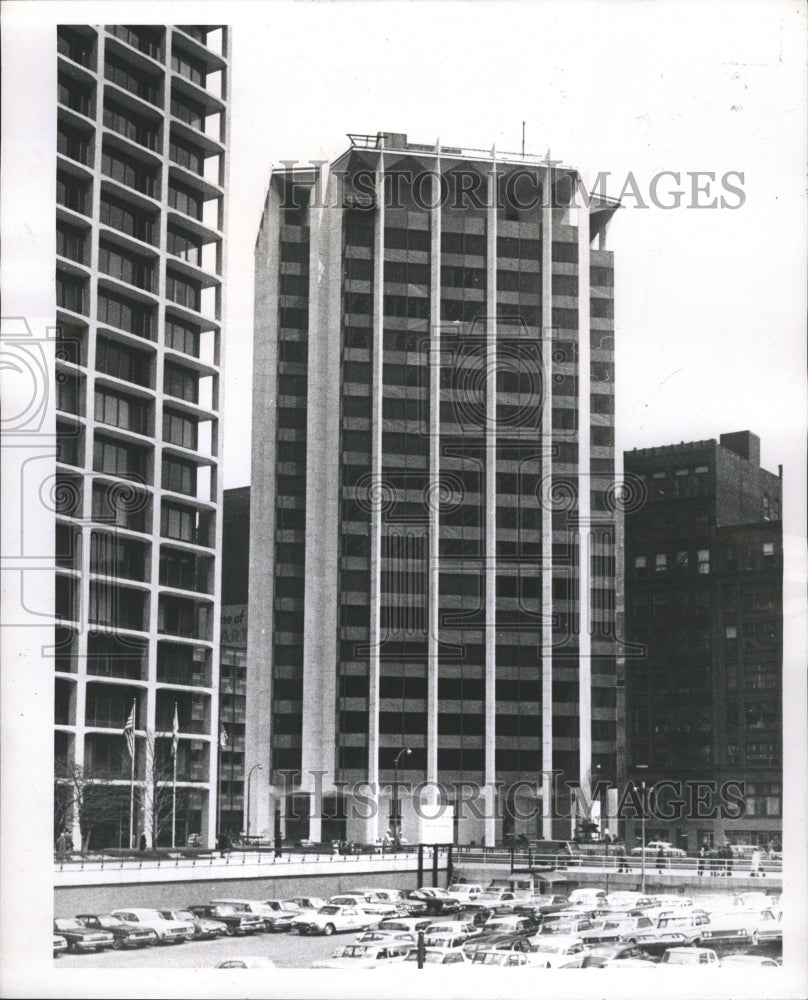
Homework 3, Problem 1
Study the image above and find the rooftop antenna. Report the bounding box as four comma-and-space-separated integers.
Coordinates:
521, 121, 525, 157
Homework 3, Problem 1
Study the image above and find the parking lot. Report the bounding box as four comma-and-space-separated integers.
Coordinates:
55, 929, 345, 969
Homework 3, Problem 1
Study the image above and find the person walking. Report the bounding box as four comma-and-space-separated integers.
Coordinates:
725, 842, 734, 876
656, 846, 665, 874
750, 847, 761, 877
697, 846, 706, 876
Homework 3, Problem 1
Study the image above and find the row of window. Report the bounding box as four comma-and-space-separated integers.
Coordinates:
634, 549, 711, 574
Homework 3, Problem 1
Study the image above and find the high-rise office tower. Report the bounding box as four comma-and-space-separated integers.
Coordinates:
54, 25, 230, 848
249, 132, 622, 846
624, 432, 783, 851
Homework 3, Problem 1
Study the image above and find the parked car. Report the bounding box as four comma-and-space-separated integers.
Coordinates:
568, 887, 608, 906
185, 904, 263, 937
354, 929, 417, 946
357, 887, 411, 910
404, 947, 470, 964
462, 933, 532, 956
424, 919, 480, 941
470, 950, 549, 968
376, 916, 435, 935
512, 895, 570, 918
535, 914, 597, 936
312, 941, 412, 968
580, 914, 657, 945
698, 908, 775, 947
581, 943, 658, 968
631, 910, 711, 951
446, 882, 484, 903
215, 956, 277, 969
76, 913, 157, 949
53, 934, 68, 956
660, 947, 719, 966
721, 954, 782, 968
291, 904, 375, 935
110, 908, 194, 944
481, 914, 540, 936
158, 908, 227, 940
210, 898, 280, 931
526, 935, 588, 968
53, 918, 115, 953
329, 893, 398, 918
284, 896, 327, 912
258, 900, 303, 932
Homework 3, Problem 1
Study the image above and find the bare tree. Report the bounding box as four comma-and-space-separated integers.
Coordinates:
54, 760, 124, 851
136, 730, 190, 847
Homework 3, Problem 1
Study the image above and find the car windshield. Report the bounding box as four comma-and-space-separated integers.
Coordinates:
55, 919, 84, 930
98, 916, 124, 926
214, 906, 237, 916
318, 906, 339, 914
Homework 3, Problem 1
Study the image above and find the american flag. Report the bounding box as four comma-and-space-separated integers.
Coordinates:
123, 703, 135, 759
172, 703, 179, 757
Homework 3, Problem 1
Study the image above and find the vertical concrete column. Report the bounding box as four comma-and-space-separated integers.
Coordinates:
540, 165, 554, 838
245, 184, 281, 837
577, 199, 592, 810
365, 144, 386, 842
483, 148, 498, 847
427, 143, 442, 794
300, 165, 342, 843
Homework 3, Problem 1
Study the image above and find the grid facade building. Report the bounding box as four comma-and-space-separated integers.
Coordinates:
249, 132, 623, 845
624, 432, 783, 850
54, 25, 230, 848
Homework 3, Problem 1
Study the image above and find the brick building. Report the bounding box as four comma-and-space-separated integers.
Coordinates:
624, 431, 782, 850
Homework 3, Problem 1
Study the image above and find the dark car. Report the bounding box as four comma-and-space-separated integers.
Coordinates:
403, 890, 460, 916
581, 943, 658, 968
53, 917, 115, 953
186, 904, 263, 936
462, 933, 534, 956
456, 905, 493, 928
76, 914, 157, 949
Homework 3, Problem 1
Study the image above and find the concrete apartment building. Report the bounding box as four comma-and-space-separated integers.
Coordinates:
54, 25, 230, 848
247, 131, 624, 846
624, 432, 783, 851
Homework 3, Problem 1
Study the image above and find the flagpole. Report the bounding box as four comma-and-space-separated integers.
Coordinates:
172, 702, 177, 849
129, 699, 136, 850
216, 736, 222, 838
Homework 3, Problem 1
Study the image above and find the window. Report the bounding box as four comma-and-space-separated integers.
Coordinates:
95, 337, 150, 387
633, 555, 646, 570
167, 228, 203, 265
725, 625, 737, 639
57, 172, 89, 215
762, 542, 774, 558
163, 410, 197, 449
93, 436, 146, 479
697, 549, 710, 574
165, 318, 200, 357
56, 222, 87, 264
57, 123, 92, 165
97, 290, 155, 339
171, 49, 206, 86
94, 389, 149, 434
676, 550, 689, 570
164, 362, 198, 402
161, 502, 196, 542
56, 273, 87, 314
101, 146, 158, 197
169, 135, 204, 174
695, 465, 709, 475
170, 94, 207, 130
58, 74, 93, 116
105, 54, 159, 104
99, 193, 155, 244
168, 182, 202, 220
166, 273, 201, 310
103, 100, 158, 150
162, 456, 196, 495
99, 242, 154, 291
655, 553, 667, 573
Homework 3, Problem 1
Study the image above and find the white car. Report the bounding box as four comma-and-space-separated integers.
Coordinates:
110, 908, 193, 943
568, 888, 607, 906
447, 883, 484, 903
291, 904, 375, 936
527, 935, 588, 968
329, 893, 398, 917
312, 942, 412, 968
215, 956, 277, 969
661, 947, 719, 966
721, 954, 781, 968
404, 947, 470, 965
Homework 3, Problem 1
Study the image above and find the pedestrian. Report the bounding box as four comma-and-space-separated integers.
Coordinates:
615, 842, 627, 873
657, 847, 665, 874
725, 842, 734, 876
697, 845, 706, 876
708, 847, 718, 876
750, 847, 761, 877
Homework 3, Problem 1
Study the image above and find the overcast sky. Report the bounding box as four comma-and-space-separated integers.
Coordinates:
216, 0, 806, 490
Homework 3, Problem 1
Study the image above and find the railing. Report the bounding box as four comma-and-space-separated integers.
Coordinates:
54, 843, 445, 871
452, 846, 782, 876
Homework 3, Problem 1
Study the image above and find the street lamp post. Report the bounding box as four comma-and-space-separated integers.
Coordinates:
246, 764, 263, 841
636, 764, 649, 895
392, 748, 412, 846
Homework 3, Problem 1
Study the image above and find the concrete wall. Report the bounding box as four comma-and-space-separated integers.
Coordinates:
55, 865, 440, 918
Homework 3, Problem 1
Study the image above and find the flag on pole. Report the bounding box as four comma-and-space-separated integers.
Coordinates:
123, 703, 135, 759
219, 725, 228, 750
172, 703, 179, 757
